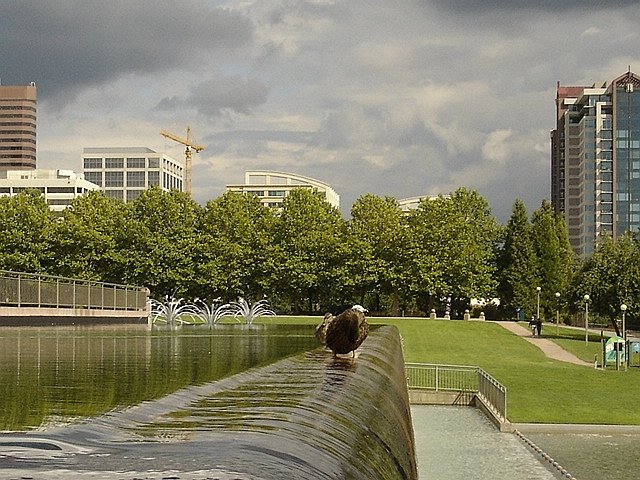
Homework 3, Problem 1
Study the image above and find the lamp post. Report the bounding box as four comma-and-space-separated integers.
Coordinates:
621, 303, 628, 370
583, 294, 590, 344
555, 292, 560, 336
536, 286, 541, 322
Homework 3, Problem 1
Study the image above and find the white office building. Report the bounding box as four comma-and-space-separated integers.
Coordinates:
81, 147, 184, 202
0, 169, 100, 212
226, 170, 340, 210
398, 195, 445, 213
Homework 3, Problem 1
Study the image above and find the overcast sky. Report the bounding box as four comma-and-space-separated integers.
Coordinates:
2, 1, 640, 221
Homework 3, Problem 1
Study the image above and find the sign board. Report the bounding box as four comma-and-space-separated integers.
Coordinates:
605, 336, 626, 364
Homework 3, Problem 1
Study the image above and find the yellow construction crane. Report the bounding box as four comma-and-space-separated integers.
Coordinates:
160, 127, 204, 195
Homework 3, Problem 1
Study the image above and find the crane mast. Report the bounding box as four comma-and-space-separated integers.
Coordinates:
160, 127, 204, 195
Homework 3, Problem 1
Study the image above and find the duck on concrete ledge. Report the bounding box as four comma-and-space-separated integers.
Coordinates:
323, 304, 369, 357
315, 312, 333, 344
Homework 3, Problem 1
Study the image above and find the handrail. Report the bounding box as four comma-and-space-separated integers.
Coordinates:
0, 270, 148, 311
405, 362, 507, 421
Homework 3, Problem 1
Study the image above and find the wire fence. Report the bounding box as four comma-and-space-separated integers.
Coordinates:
405, 362, 507, 421
0, 270, 148, 311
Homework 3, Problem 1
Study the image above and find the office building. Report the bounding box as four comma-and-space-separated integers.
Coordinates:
0, 84, 37, 170
551, 70, 640, 257
226, 170, 340, 210
0, 169, 99, 212
398, 195, 446, 213
81, 147, 184, 202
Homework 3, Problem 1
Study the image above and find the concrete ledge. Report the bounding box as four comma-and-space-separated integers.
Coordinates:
408, 389, 475, 406
473, 394, 512, 432
0, 307, 150, 326
409, 389, 512, 432
513, 423, 640, 435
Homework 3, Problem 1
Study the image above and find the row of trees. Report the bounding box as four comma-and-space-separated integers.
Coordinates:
0, 186, 635, 323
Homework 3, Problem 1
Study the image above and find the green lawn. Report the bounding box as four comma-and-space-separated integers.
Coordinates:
258, 315, 640, 425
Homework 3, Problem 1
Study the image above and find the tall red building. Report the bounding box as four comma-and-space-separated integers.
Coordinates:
0, 84, 37, 170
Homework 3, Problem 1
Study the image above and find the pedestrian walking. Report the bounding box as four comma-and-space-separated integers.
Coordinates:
529, 317, 536, 336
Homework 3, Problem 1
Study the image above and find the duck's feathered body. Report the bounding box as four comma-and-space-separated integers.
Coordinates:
315, 313, 333, 344
324, 306, 369, 356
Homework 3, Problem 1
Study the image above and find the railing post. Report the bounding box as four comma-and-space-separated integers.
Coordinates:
17, 273, 21, 307
435, 364, 439, 392
56, 278, 60, 308
38, 275, 41, 307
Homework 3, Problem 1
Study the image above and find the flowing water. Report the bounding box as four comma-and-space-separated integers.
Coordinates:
0, 324, 417, 479
411, 406, 565, 479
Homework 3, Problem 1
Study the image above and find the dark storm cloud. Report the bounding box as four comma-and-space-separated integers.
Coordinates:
427, 0, 640, 14
0, 1, 252, 103
157, 75, 270, 117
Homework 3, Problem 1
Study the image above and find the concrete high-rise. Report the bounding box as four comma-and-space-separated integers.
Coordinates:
0, 84, 37, 170
81, 147, 184, 202
551, 70, 640, 257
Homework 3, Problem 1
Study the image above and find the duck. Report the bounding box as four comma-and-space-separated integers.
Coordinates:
324, 304, 369, 357
315, 312, 333, 344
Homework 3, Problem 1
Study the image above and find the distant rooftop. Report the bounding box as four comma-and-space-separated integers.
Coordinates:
83, 147, 157, 154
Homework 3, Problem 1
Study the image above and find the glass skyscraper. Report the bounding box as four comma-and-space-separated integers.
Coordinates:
551, 71, 640, 257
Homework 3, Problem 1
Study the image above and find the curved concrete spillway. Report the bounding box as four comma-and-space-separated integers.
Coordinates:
0, 325, 418, 480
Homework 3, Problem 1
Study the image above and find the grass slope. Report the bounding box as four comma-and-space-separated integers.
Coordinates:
260, 316, 640, 425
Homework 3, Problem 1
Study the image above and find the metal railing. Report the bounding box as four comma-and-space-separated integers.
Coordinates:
405, 363, 507, 421
0, 270, 148, 311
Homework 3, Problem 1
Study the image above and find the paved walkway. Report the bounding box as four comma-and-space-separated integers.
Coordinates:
494, 321, 593, 367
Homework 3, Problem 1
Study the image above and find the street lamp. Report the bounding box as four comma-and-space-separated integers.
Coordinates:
583, 294, 590, 344
621, 303, 628, 370
555, 292, 561, 336
536, 286, 541, 322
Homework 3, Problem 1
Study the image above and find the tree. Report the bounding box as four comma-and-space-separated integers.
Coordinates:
49, 191, 134, 282
348, 194, 409, 315
272, 189, 347, 313
497, 199, 537, 319
569, 233, 640, 333
199, 192, 276, 301
127, 187, 203, 297
531, 200, 575, 319
0, 190, 55, 273
409, 188, 499, 317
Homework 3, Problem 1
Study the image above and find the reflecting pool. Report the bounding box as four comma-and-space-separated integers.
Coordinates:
527, 432, 640, 480
0, 324, 417, 479
0, 325, 316, 431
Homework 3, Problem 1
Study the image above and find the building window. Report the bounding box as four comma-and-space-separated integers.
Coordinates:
85, 172, 103, 186
105, 157, 124, 169
105, 172, 124, 187
47, 199, 73, 206
105, 190, 123, 200
84, 158, 102, 169
127, 171, 145, 187
148, 171, 160, 186
600, 214, 613, 224
126, 190, 143, 201
127, 157, 146, 168
268, 190, 286, 197
46, 187, 75, 194
149, 157, 160, 168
